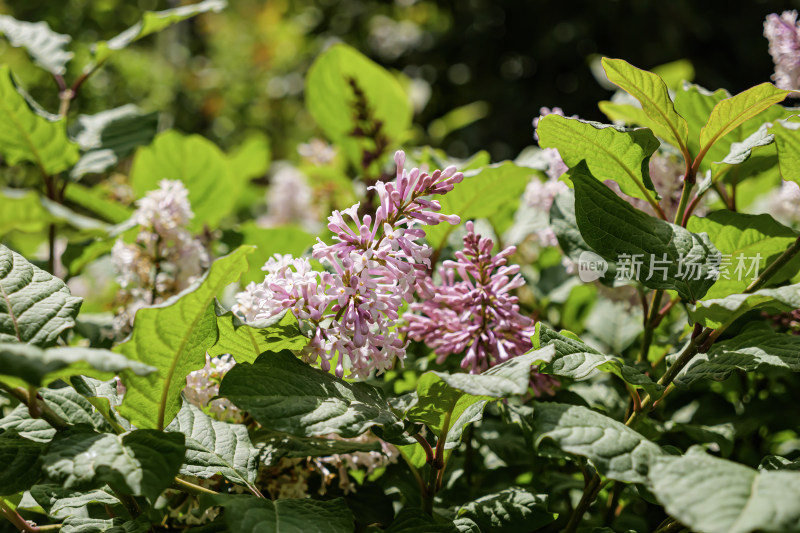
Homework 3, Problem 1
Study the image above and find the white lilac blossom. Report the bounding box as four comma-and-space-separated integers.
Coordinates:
111, 179, 210, 332
257, 162, 319, 231
768, 180, 800, 225
297, 138, 337, 165
764, 11, 800, 91
184, 354, 243, 422
234, 150, 463, 378
404, 221, 558, 395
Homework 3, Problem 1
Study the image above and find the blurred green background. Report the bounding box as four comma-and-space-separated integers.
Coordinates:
2, 0, 797, 162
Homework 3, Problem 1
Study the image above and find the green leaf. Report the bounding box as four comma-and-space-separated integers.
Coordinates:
651, 59, 695, 89
673, 83, 730, 163
649, 447, 800, 533
165, 401, 259, 491
407, 346, 556, 442
209, 310, 307, 363
238, 222, 317, 285
61, 517, 117, 533
63, 184, 134, 224
699, 83, 789, 161
42, 428, 185, 502
29, 485, 119, 519
457, 488, 556, 532
385, 507, 480, 533
0, 188, 53, 236
0, 432, 46, 496
0, 243, 82, 345
425, 162, 532, 249
688, 282, 800, 328
601, 58, 689, 154
0, 343, 154, 388
218, 350, 403, 439
305, 43, 411, 170
129, 131, 236, 231
536, 114, 660, 205
570, 164, 719, 301
550, 189, 618, 282
0, 385, 114, 442
215, 495, 354, 533
532, 403, 664, 484
719, 123, 774, 165
116, 246, 253, 430
70, 376, 130, 432
93, 0, 227, 63
256, 430, 381, 464
760, 455, 800, 471
584, 298, 644, 353
71, 105, 159, 179
686, 210, 799, 298
0, 65, 79, 174
0, 15, 72, 75
677, 329, 800, 385
772, 117, 800, 185
532, 323, 662, 397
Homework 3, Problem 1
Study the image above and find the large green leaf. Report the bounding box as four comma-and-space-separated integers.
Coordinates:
209, 310, 307, 363
71, 105, 159, 179
129, 131, 236, 230
165, 401, 259, 491
772, 117, 800, 186
649, 447, 800, 533
256, 430, 381, 464
0, 188, 53, 236
0, 244, 82, 345
218, 350, 403, 439
0, 16, 72, 74
673, 83, 730, 163
531, 323, 662, 396
677, 329, 800, 385
688, 282, 800, 328
29, 485, 119, 519
425, 162, 532, 249
215, 495, 354, 533
0, 344, 155, 387
532, 403, 664, 484
238, 222, 317, 285
305, 43, 411, 170
93, 0, 226, 63
536, 115, 660, 204
0, 65, 79, 174
698, 83, 789, 161
0, 385, 114, 442
385, 508, 479, 533
0, 432, 46, 496
116, 246, 253, 430
570, 164, 719, 301
601, 58, 688, 153
70, 376, 130, 432
42, 428, 185, 502
456, 488, 556, 532
687, 210, 800, 298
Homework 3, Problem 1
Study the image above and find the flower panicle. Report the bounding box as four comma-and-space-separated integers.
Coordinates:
234, 150, 462, 378
403, 221, 558, 395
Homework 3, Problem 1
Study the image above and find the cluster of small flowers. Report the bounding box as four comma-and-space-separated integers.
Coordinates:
768, 180, 800, 226
257, 162, 319, 232
184, 354, 243, 422
404, 222, 557, 394
111, 180, 209, 333
234, 151, 463, 378
764, 11, 800, 91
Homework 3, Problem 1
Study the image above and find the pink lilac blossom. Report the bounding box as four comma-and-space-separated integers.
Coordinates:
111, 180, 209, 333
234, 151, 463, 378
257, 163, 319, 231
403, 222, 558, 395
764, 11, 800, 91
525, 107, 572, 246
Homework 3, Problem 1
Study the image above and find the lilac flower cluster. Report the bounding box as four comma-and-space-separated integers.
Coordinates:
764, 11, 800, 91
234, 151, 463, 378
184, 354, 243, 422
404, 222, 553, 390
112, 180, 209, 333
